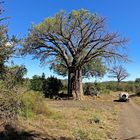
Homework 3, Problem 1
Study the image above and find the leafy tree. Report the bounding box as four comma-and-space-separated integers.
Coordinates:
45, 76, 63, 98
22, 9, 128, 100
41, 73, 48, 95
108, 65, 129, 85
30, 74, 63, 98
0, 2, 17, 79
41, 72, 45, 80
30, 75, 43, 91
5, 65, 27, 87
135, 78, 140, 83
30, 73, 47, 92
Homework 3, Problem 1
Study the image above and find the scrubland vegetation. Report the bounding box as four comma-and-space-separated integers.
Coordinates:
1, 2, 140, 139
1, 74, 140, 139
0, 88, 119, 140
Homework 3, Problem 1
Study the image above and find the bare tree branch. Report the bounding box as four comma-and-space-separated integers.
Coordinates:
108, 65, 129, 83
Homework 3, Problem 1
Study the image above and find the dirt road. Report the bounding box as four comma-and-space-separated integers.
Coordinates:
118, 100, 140, 140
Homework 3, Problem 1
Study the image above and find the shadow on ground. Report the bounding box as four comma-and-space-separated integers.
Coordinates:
113, 93, 140, 102
0, 124, 72, 140
113, 99, 128, 102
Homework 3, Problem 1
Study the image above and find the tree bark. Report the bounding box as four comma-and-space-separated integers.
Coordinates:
68, 67, 83, 100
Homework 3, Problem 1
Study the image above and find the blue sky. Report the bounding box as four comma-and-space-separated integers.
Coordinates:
3, 0, 140, 81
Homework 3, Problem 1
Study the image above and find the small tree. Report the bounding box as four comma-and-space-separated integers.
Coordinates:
30, 75, 43, 91
108, 65, 129, 85
2, 65, 27, 90
0, 1, 25, 126
135, 78, 140, 83
45, 76, 63, 98
0, 2, 17, 80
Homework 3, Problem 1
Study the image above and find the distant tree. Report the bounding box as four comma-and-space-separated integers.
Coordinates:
22, 9, 128, 100
135, 78, 140, 83
41, 73, 48, 95
30, 75, 43, 91
41, 72, 45, 80
108, 65, 129, 85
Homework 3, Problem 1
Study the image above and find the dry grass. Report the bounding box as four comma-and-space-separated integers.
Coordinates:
18, 93, 119, 140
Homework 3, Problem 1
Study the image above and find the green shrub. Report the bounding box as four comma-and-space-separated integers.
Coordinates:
30, 75, 43, 91
89, 113, 102, 124
76, 130, 88, 140
84, 83, 97, 95
44, 76, 63, 98
30, 75, 63, 98
96, 83, 110, 95
84, 82, 110, 96
135, 83, 140, 96
20, 91, 51, 119
135, 78, 140, 83
0, 89, 21, 124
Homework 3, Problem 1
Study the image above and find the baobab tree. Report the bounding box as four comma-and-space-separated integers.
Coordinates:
108, 65, 129, 85
22, 9, 128, 100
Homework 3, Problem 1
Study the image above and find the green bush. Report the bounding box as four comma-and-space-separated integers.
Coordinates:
95, 82, 110, 95
76, 130, 88, 140
44, 76, 63, 98
135, 83, 140, 95
84, 83, 96, 95
89, 112, 102, 124
135, 78, 140, 83
102, 81, 135, 93
0, 89, 21, 124
30, 75, 43, 91
20, 91, 51, 119
84, 82, 110, 96
30, 74, 63, 98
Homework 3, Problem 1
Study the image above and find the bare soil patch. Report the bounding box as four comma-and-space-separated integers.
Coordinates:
117, 98, 140, 140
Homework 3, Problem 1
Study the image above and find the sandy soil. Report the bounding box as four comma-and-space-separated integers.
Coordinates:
118, 100, 140, 140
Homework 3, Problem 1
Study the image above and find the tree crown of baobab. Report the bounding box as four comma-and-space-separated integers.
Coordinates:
22, 9, 128, 72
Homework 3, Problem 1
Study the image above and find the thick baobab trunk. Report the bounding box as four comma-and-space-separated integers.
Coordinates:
68, 66, 83, 100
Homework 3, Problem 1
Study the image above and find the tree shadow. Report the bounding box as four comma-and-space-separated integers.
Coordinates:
123, 134, 140, 140
0, 124, 72, 140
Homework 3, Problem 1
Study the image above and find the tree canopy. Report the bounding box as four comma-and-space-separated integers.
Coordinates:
23, 9, 128, 67
0, 3, 17, 79
50, 58, 106, 78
